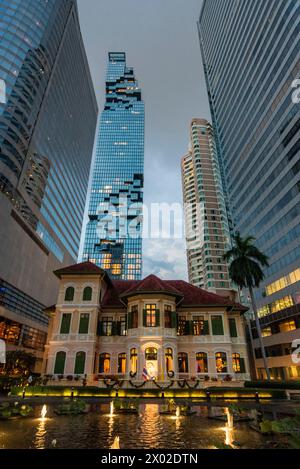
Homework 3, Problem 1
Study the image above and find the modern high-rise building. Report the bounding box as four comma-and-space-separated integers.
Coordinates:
198, 0, 300, 379
0, 0, 98, 371
181, 119, 231, 295
83, 52, 144, 280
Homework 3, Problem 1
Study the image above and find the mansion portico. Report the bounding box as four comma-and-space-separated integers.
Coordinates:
44, 262, 250, 383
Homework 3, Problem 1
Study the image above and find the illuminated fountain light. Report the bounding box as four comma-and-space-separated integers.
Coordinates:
41, 405, 47, 420
224, 408, 234, 447
109, 401, 114, 416
176, 407, 181, 418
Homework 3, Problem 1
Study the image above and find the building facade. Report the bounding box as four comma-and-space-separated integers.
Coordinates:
181, 119, 231, 294
198, 0, 300, 379
44, 261, 250, 383
0, 0, 98, 370
82, 52, 144, 281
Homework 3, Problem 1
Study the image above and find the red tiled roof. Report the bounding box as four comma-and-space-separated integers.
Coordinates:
54, 261, 107, 278
101, 280, 139, 308
101, 276, 247, 311
167, 280, 234, 307
53, 262, 247, 312
121, 274, 183, 297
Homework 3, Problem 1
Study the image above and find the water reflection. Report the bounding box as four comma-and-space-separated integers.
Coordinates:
224, 408, 234, 447
0, 404, 272, 449
34, 419, 47, 449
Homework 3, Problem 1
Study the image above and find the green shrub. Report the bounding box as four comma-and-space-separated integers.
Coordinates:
1, 408, 12, 418
0, 403, 33, 419
55, 399, 87, 415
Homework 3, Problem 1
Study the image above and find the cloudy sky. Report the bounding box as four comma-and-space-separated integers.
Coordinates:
77, 0, 211, 280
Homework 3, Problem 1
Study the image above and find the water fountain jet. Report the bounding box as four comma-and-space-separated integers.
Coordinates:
224, 408, 234, 447
40, 405, 47, 420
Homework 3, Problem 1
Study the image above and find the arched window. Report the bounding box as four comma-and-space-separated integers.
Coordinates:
99, 353, 110, 374
145, 347, 157, 360
130, 348, 137, 374
165, 348, 173, 373
232, 353, 242, 373
215, 352, 227, 373
74, 351, 86, 375
64, 287, 74, 302
54, 351, 66, 374
178, 352, 189, 373
118, 353, 126, 374
196, 352, 208, 373
83, 287, 92, 301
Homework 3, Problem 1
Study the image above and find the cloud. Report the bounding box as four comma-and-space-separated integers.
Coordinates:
143, 238, 188, 280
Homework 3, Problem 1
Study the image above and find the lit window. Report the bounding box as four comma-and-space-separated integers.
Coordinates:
118, 353, 126, 374
165, 348, 173, 373
178, 352, 189, 373
215, 352, 227, 373
99, 353, 110, 373
265, 269, 300, 296
144, 304, 157, 327
130, 348, 137, 374
233, 354, 245, 373
196, 352, 208, 373
262, 327, 272, 337
279, 320, 297, 333
145, 347, 157, 360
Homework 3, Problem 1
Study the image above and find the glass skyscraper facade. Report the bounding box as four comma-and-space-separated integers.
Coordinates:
0, 0, 97, 371
83, 52, 144, 280
199, 0, 300, 379
0, 0, 97, 261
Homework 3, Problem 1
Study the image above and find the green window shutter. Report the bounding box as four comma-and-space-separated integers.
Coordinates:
83, 287, 92, 301
189, 321, 194, 335
171, 311, 177, 329
203, 320, 209, 335
54, 351, 66, 374
127, 312, 132, 329
229, 318, 238, 337
74, 352, 86, 374
212, 316, 224, 335
97, 321, 104, 336
112, 321, 118, 336
155, 309, 160, 327
239, 358, 246, 373
79, 314, 89, 334
143, 309, 147, 327
64, 287, 74, 301
60, 314, 71, 334
184, 321, 190, 335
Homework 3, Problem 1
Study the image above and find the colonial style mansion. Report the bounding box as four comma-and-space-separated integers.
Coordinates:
44, 262, 250, 383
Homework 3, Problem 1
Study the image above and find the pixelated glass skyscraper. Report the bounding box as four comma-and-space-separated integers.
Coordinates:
83, 53, 144, 280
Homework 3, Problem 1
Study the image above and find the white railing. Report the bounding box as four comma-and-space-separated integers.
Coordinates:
52, 333, 95, 342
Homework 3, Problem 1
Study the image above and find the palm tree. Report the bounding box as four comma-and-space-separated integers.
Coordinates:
224, 232, 271, 381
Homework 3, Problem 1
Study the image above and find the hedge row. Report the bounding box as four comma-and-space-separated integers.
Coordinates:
245, 380, 300, 390
10, 385, 286, 399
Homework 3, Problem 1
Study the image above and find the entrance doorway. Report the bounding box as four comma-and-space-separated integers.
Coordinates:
145, 347, 158, 379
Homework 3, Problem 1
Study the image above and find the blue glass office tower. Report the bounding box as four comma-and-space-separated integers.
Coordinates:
199, 0, 300, 379
0, 0, 97, 371
83, 52, 144, 280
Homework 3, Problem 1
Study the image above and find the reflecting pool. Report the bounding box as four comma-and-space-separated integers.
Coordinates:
0, 403, 278, 449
